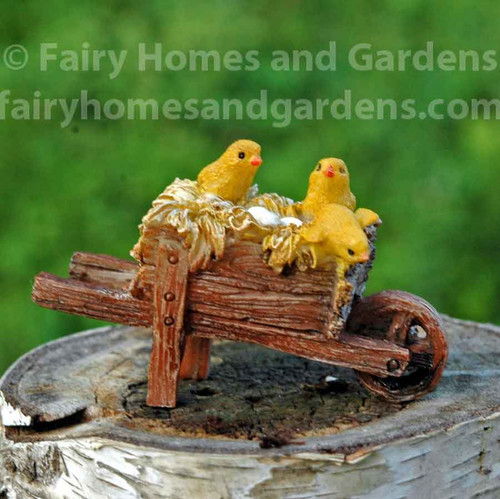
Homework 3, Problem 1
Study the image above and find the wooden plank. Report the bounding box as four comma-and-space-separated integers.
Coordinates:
189, 312, 410, 377
147, 240, 189, 407
133, 236, 369, 338
32, 269, 408, 378
179, 337, 212, 380
136, 234, 338, 294
193, 240, 337, 295
186, 296, 329, 334
38, 231, 375, 342
56, 245, 339, 337
184, 241, 336, 336
32, 272, 152, 327
32, 272, 408, 378
54, 242, 355, 339
69, 252, 138, 289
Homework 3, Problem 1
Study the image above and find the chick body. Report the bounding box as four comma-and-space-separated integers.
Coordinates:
197, 139, 262, 204
301, 158, 356, 218
299, 203, 370, 270
355, 208, 382, 229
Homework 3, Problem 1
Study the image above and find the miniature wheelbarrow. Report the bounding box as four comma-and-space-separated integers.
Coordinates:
32, 226, 448, 408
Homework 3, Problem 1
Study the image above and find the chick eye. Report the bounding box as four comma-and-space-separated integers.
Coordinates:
339, 167, 346, 174
348, 248, 355, 256
316, 163, 322, 171
238, 152, 245, 159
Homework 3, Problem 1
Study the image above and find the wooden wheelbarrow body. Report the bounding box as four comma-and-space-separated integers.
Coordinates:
33, 229, 446, 408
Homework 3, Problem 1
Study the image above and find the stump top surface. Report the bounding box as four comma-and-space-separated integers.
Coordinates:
1, 315, 500, 458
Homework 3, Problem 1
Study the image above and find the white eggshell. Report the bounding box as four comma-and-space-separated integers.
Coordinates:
247, 206, 281, 227
281, 217, 303, 227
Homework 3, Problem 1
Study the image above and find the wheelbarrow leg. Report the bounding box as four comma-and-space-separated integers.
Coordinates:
147, 239, 189, 408
180, 337, 211, 380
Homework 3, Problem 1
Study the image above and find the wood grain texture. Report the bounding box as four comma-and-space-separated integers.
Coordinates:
147, 240, 189, 407
32, 272, 152, 327
132, 230, 376, 336
179, 337, 211, 380
69, 252, 138, 288
0, 316, 499, 499
32, 228, 447, 400
36, 238, 372, 339
32, 239, 383, 368
32, 269, 405, 378
189, 313, 410, 376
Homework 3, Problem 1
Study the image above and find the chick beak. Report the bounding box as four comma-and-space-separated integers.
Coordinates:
250, 155, 262, 167
359, 251, 371, 263
323, 165, 335, 178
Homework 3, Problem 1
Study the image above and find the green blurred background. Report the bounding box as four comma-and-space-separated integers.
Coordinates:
1, 1, 499, 374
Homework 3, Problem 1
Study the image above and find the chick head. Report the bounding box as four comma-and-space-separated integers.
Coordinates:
198, 139, 263, 204
300, 203, 370, 269
220, 139, 262, 171
336, 228, 371, 266
302, 158, 356, 216
311, 157, 350, 182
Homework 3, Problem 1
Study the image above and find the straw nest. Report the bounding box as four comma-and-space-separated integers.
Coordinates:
131, 179, 319, 274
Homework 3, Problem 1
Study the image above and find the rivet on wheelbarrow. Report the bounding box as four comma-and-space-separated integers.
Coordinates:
164, 316, 175, 326
387, 359, 400, 372
164, 292, 175, 302
168, 255, 179, 264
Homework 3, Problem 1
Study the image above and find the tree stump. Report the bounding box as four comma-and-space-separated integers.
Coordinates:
1, 315, 499, 499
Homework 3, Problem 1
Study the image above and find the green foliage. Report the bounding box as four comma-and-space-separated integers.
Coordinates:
1, 0, 499, 373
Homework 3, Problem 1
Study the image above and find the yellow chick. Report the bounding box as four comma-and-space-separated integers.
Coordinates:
299, 203, 370, 270
197, 139, 262, 204
301, 158, 356, 218
355, 208, 382, 230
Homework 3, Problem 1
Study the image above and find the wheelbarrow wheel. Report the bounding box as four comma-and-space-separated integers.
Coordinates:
347, 290, 448, 403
